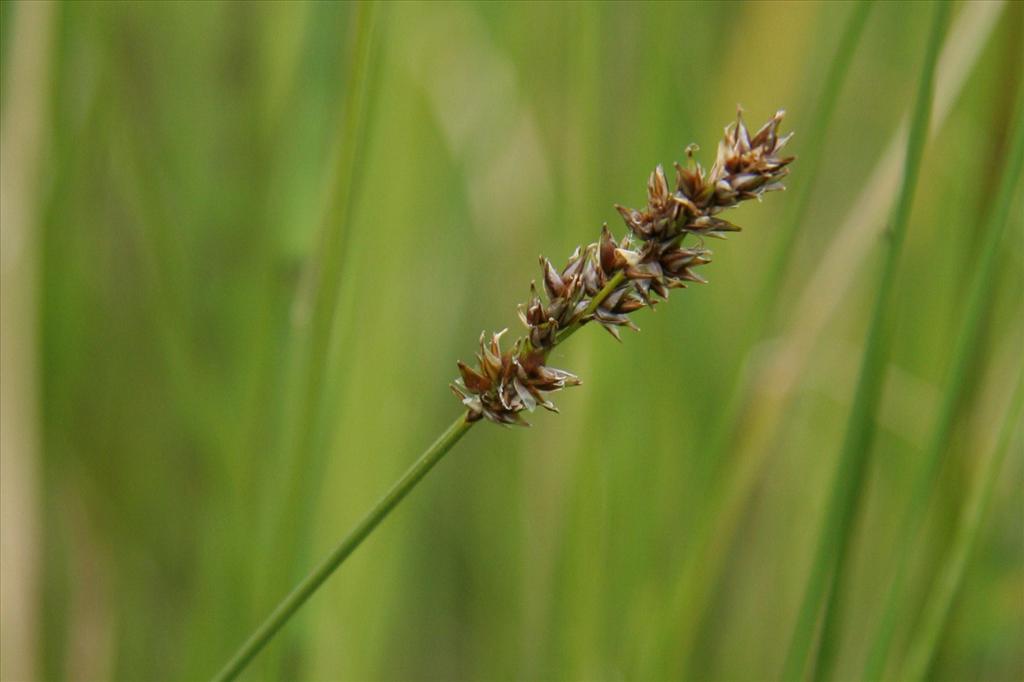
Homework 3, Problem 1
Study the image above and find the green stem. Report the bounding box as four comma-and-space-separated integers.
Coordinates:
213, 413, 475, 682
214, 253, 629, 681
218, 260, 631, 679
554, 270, 627, 346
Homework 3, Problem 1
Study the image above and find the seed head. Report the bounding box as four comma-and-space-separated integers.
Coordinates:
452, 109, 794, 425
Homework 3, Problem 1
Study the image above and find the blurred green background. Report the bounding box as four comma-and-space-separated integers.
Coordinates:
1, 1, 1021, 680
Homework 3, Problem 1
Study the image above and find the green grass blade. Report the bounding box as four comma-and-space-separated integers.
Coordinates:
256, 1, 382, 673
862, 75, 1024, 682
700, 0, 875, 474
762, 0, 876, 315
901, 373, 1024, 682
279, 0, 381, 547
649, 4, 875, 675
780, 3, 952, 680
664, 21, 1005, 672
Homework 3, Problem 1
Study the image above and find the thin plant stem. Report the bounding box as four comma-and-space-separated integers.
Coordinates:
554, 271, 627, 346
213, 413, 475, 682
214, 257, 634, 681
862, 79, 1024, 681
781, 4, 951, 680
902, 373, 1024, 682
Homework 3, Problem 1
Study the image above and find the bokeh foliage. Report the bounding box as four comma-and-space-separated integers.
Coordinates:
1, 1, 1021, 680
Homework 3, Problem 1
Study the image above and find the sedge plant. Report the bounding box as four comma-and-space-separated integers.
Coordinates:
213, 109, 795, 681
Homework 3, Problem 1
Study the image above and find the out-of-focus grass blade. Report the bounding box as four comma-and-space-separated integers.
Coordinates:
862, 78, 1024, 682
0, 2, 55, 680
254, 0, 381, 675
759, 0, 876, 316
901, 373, 1024, 682
675, 6, 1004, 605
649, 2, 875, 677
780, 3, 952, 680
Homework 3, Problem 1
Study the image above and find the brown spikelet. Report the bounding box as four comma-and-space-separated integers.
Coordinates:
451, 109, 795, 425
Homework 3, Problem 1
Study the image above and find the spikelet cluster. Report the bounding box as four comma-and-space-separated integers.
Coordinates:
452, 110, 794, 425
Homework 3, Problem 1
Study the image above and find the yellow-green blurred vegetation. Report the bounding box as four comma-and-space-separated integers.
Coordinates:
1, 1, 1021, 680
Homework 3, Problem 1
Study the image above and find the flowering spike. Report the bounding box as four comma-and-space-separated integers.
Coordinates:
453, 110, 794, 424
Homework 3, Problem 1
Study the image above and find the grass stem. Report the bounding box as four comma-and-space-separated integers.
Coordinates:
213, 413, 475, 682
215, 246, 635, 680
554, 271, 627, 346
